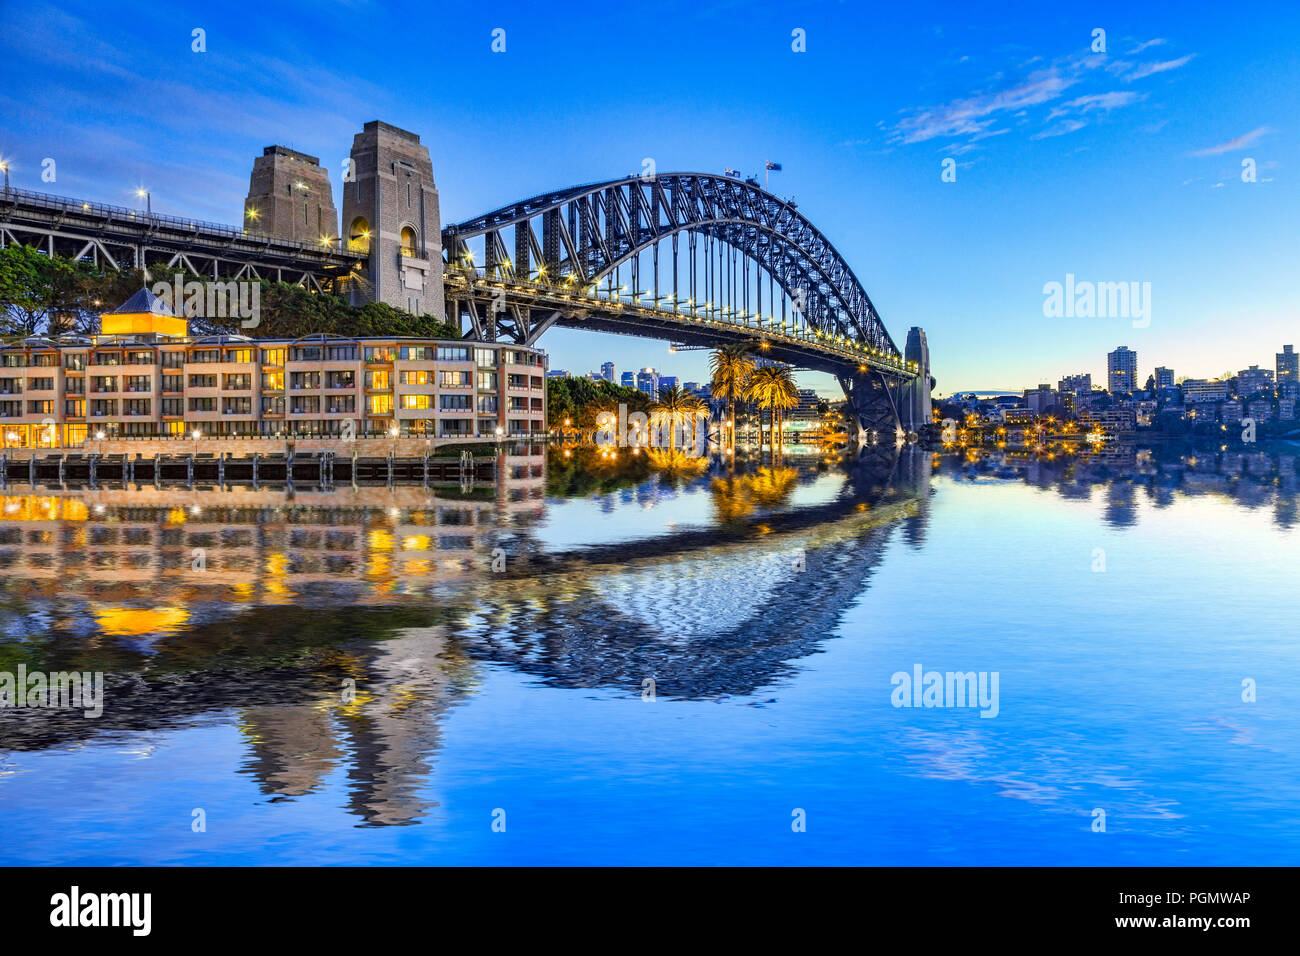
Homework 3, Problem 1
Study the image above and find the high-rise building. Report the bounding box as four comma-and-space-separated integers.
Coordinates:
1182, 379, 1229, 403
1277, 345, 1298, 385
635, 368, 659, 400
1024, 384, 1059, 414
1107, 346, 1138, 395
1058, 373, 1092, 397
620, 371, 635, 389
600, 362, 616, 383
1236, 365, 1274, 397
1155, 366, 1175, 390
658, 375, 678, 392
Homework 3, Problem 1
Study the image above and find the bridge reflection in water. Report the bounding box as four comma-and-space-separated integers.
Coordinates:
0, 443, 927, 825
1, 441, 1294, 827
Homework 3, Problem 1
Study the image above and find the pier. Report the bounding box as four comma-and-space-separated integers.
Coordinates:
0, 448, 494, 488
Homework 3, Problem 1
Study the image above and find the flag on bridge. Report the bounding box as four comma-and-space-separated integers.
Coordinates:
724, 168, 739, 177
765, 161, 782, 171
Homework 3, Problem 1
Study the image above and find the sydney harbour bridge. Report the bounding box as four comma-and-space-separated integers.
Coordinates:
0, 121, 934, 440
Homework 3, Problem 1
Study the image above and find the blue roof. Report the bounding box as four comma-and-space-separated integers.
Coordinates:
110, 286, 176, 316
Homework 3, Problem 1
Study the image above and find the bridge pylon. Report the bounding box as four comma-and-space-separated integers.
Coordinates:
342, 121, 445, 321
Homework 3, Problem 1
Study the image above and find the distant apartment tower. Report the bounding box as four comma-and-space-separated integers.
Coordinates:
600, 362, 616, 383
1058, 373, 1092, 397
1107, 346, 1138, 395
1155, 366, 1175, 390
1237, 365, 1274, 397
636, 368, 659, 400
243, 146, 338, 244
658, 375, 678, 392
620, 371, 635, 389
342, 121, 444, 320
1024, 384, 1059, 414
1276, 345, 1297, 385
1182, 379, 1229, 403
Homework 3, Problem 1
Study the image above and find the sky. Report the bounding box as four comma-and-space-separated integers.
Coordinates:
1, 0, 1297, 396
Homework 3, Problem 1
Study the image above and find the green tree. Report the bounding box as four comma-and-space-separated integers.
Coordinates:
708, 344, 756, 452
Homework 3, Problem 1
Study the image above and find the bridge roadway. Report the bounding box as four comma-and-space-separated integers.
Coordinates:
443, 266, 920, 381
0, 185, 358, 287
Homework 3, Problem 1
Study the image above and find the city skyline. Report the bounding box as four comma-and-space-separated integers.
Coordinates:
1, 1, 1296, 397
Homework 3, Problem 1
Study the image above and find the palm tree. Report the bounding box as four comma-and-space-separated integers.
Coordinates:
708, 345, 756, 451
747, 365, 799, 449
649, 384, 705, 448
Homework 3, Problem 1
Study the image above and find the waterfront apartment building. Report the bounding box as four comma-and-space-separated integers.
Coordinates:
1107, 346, 1138, 395
1278, 345, 1298, 385
1155, 366, 1175, 390
0, 291, 546, 449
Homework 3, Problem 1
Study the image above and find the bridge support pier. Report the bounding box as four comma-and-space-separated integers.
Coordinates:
839, 370, 908, 443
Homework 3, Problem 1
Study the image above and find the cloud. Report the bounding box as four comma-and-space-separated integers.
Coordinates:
1046, 91, 1143, 119
1126, 55, 1195, 80
1129, 39, 1166, 54
1190, 126, 1271, 156
892, 68, 1077, 144
1031, 119, 1087, 140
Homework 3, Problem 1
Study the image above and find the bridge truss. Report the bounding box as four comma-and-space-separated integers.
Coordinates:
0, 187, 359, 290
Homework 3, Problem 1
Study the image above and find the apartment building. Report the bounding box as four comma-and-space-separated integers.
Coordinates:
0, 290, 546, 448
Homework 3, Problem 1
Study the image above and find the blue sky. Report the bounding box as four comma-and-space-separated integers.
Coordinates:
1, 0, 1297, 395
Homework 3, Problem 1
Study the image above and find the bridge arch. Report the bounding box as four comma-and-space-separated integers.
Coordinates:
442, 173, 899, 356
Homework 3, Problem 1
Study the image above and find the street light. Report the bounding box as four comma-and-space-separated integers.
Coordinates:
1, 160, 9, 193
136, 188, 151, 218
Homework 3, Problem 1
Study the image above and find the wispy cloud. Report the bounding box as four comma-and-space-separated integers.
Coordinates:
1129, 38, 1166, 54
892, 68, 1077, 144
889, 41, 1191, 149
1190, 126, 1271, 156
1126, 55, 1195, 80
1032, 119, 1087, 140
1046, 91, 1143, 120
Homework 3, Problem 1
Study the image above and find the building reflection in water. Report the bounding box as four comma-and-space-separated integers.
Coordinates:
0, 440, 1296, 825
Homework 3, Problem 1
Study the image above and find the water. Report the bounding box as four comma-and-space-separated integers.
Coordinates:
0, 442, 1296, 865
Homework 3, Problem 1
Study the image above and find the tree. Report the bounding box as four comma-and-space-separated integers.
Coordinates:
0, 244, 92, 335
746, 364, 798, 448
708, 344, 756, 452
649, 384, 708, 448
546, 375, 650, 430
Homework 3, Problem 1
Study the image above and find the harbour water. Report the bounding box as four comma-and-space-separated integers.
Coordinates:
0, 442, 1296, 865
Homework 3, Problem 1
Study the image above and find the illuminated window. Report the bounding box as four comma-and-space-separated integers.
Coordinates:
401, 394, 431, 410
369, 394, 393, 415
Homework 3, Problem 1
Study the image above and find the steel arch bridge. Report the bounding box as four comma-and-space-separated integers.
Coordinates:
441, 173, 932, 437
